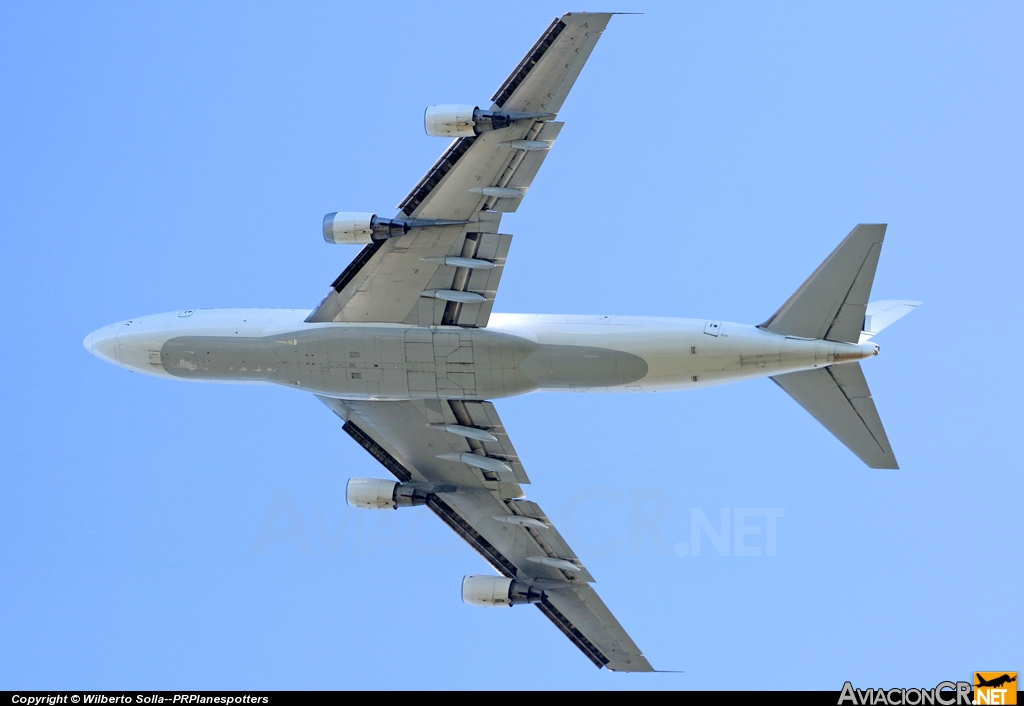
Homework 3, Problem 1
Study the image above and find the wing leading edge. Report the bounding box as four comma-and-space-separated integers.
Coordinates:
318, 395, 654, 672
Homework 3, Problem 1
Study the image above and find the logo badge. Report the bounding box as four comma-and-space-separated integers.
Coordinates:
974, 673, 1017, 705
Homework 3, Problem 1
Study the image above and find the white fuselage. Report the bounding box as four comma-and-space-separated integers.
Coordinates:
84, 309, 878, 399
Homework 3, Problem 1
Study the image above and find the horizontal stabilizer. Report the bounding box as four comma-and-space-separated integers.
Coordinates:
762, 224, 886, 344
771, 363, 898, 469
860, 300, 922, 341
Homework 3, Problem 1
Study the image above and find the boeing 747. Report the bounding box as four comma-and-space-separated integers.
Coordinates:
85, 13, 919, 671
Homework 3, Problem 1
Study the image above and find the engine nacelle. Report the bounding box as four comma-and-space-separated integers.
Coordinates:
424, 105, 516, 138
323, 212, 410, 245
461, 575, 545, 607
346, 478, 428, 510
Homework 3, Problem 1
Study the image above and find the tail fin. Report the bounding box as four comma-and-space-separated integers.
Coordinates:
761, 224, 886, 343
771, 363, 898, 469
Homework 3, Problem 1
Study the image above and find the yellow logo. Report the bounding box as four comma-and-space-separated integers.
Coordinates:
975, 673, 1017, 705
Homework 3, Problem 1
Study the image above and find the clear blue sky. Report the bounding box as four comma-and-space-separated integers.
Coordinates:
1, 0, 1021, 690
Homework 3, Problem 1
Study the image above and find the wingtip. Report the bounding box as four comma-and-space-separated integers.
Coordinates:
565, 11, 643, 16
561, 11, 642, 19
605, 657, 660, 673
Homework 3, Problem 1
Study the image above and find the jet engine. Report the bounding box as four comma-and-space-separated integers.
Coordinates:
323, 212, 411, 245
345, 478, 429, 510
423, 105, 522, 137
461, 575, 545, 607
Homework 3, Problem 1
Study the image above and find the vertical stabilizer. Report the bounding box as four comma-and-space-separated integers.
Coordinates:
761, 224, 886, 343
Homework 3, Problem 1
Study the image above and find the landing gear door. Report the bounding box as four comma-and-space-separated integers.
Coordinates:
704, 320, 722, 337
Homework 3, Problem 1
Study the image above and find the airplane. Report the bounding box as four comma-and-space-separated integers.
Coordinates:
84, 12, 920, 672
976, 674, 1017, 689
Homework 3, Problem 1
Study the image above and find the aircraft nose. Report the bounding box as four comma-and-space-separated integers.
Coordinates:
84, 324, 120, 364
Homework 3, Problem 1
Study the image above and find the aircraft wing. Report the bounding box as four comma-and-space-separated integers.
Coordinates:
306, 13, 611, 328
318, 395, 654, 672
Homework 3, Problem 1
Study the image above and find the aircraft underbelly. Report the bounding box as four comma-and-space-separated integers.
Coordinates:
159, 323, 541, 400
148, 311, 856, 399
